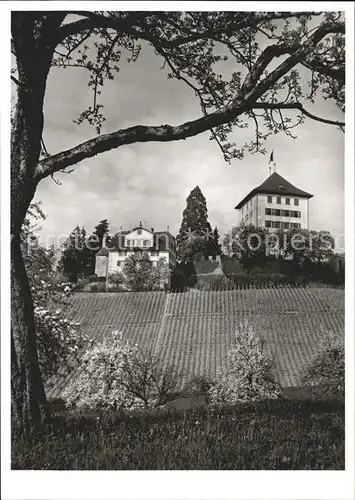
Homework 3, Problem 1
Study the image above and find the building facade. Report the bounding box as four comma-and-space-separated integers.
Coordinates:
234, 172, 313, 230
95, 223, 176, 278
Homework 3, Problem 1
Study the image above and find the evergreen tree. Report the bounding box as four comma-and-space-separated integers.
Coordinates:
210, 226, 222, 258
176, 186, 213, 262
60, 225, 89, 282
94, 219, 111, 249
86, 219, 111, 275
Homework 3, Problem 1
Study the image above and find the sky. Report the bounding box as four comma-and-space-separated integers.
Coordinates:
30, 14, 344, 252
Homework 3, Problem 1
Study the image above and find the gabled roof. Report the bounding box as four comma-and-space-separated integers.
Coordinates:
108, 230, 175, 252
130, 226, 153, 234
235, 172, 313, 209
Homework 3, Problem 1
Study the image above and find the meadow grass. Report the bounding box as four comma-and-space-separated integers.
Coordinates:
12, 398, 344, 470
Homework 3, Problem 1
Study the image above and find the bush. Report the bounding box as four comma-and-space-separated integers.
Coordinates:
194, 259, 219, 274
90, 282, 106, 292
170, 268, 188, 292
221, 257, 244, 276
108, 271, 124, 286
184, 375, 214, 400
300, 332, 344, 401
73, 278, 89, 291
195, 275, 233, 291
62, 331, 181, 411
209, 320, 281, 405
88, 275, 106, 283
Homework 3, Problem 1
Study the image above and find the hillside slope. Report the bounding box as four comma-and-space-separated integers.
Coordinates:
48, 288, 344, 398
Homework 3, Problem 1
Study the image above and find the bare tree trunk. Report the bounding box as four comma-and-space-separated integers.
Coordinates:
11, 235, 49, 434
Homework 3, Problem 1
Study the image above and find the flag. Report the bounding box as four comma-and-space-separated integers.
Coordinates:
269, 150, 275, 164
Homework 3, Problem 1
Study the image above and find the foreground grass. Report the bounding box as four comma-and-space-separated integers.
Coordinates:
12, 399, 344, 470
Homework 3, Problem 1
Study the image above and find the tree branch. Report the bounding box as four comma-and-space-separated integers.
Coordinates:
252, 102, 345, 127
245, 22, 344, 103
301, 57, 345, 83
35, 19, 345, 182
56, 11, 319, 49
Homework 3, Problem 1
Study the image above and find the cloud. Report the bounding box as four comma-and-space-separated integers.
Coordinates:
37, 36, 344, 252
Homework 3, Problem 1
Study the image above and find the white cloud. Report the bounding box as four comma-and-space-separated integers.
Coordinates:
37, 31, 344, 250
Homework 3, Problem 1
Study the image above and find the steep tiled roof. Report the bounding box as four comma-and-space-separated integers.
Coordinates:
235, 172, 313, 209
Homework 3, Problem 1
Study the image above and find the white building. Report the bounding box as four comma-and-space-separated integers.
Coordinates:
95, 223, 176, 278
234, 172, 313, 230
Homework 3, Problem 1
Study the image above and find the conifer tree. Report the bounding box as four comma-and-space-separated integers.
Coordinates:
86, 219, 111, 274
176, 186, 213, 262
94, 219, 111, 249
60, 226, 90, 281
211, 226, 222, 258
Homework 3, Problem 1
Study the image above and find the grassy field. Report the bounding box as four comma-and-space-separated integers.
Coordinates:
47, 287, 344, 398
12, 399, 344, 470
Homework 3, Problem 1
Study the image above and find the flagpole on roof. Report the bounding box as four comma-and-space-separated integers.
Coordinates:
268, 150, 276, 175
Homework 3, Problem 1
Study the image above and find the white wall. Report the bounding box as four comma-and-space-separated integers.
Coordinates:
124, 228, 154, 248
95, 256, 107, 277
108, 249, 172, 274
238, 194, 309, 229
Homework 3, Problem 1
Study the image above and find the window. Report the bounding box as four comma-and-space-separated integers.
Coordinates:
275, 209, 281, 216
274, 221, 280, 229
286, 197, 290, 205
116, 261, 121, 267
291, 223, 301, 229
265, 220, 271, 228
126, 239, 131, 247
290, 210, 301, 218
151, 251, 159, 257
294, 198, 299, 206
137, 228, 142, 235
276, 196, 281, 204
143, 240, 148, 246
265, 208, 271, 215
267, 195, 272, 203
278, 185, 286, 192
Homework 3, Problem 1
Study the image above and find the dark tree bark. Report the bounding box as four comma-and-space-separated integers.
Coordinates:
11, 13, 64, 432
11, 235, 49, 433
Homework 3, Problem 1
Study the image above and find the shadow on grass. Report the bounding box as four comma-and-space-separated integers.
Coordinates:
13, 396, 344, 471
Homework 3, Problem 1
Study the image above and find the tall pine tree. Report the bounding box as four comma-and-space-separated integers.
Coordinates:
211, 226, 222, 258
176, 186, 213, 262
86, 219, 111, 274
59, 225, 89, 282
93, 219, 111, 249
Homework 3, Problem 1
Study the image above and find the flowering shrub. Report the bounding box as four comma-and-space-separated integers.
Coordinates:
300, 331, 344, 401
62, 331, 181, 411
22, 203, 89, 385
209, 320, 281, 405
62, 331, 139, 410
